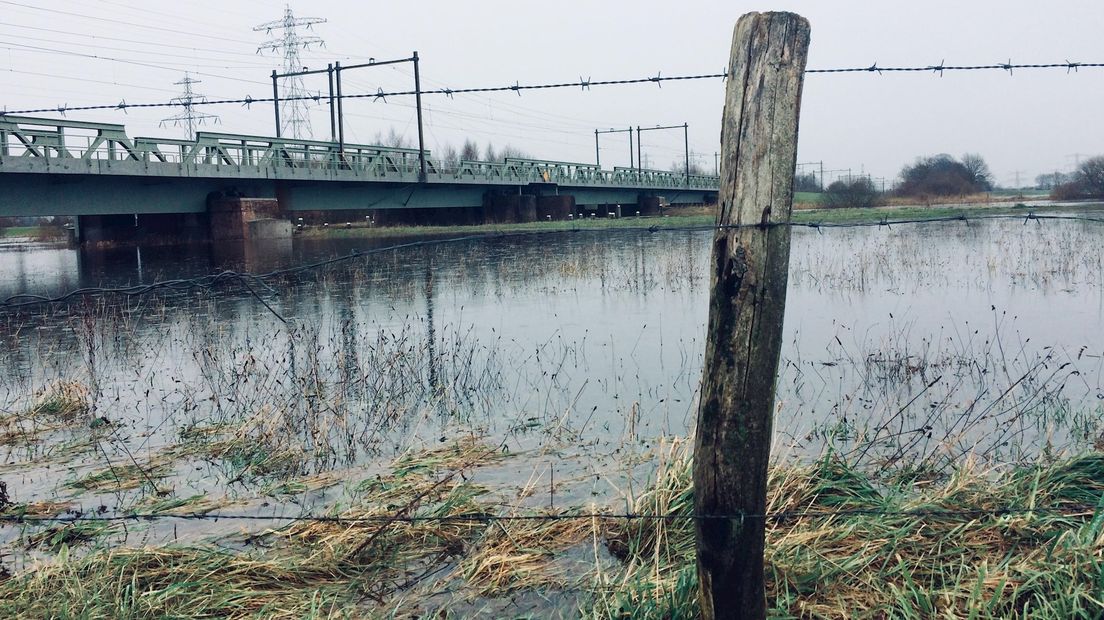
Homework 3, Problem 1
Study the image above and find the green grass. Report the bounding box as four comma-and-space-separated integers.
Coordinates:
0, 226, 39, 238
792, 201, 1104, 225
793, 191, 824, 205
0, 226, 67, 240
296, 201, 1104, 242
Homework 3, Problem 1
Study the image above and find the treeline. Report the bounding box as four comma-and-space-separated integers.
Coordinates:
896, 153, 992, 196
816, 153, 993, 209
371, 127, 529, 170
1050, 156, 1104, 200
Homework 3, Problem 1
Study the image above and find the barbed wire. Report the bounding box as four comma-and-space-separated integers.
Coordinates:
2, 211, 1102, 311
2, 61, 1103, 117
1, 503, 1100, 527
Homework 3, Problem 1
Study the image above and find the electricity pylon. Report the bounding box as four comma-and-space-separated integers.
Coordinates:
255, 5, 326, 140
160, 74, 220, 140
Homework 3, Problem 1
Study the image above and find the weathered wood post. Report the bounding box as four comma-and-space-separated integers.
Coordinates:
693, 12, 810, 620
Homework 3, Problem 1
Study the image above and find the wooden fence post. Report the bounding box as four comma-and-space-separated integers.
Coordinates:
693, 11, 810, 620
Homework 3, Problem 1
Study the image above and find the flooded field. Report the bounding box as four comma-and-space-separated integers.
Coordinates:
1, 213, 1102, 615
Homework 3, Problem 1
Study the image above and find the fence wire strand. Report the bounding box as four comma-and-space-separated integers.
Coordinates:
2, 503, 1100, 527
2, 61, 1104, 116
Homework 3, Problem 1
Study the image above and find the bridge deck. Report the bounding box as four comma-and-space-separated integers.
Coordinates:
0, 115, 719, 192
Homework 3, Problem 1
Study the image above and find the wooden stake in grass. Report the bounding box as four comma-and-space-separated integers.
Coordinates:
694, 11, 809, 620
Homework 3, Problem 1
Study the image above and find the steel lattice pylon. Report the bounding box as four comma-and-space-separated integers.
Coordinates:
160, 74, 220, 140
254, 5, 326, 140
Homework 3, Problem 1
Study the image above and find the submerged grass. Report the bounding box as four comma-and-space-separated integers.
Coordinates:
0, 438, 521, 618
66, 455, 175, 493
3, 434, 1104, 617
0, 381, 91, 447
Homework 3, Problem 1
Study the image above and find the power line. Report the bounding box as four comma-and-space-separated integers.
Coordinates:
0, 0, 259, 46
0, 39, 270, 86
0, 23, 284, 64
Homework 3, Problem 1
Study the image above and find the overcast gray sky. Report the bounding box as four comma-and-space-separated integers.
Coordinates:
2, 0, 1102, 186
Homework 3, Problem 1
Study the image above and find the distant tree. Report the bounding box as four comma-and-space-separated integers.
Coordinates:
460, 139, 480, 161
1035, 171, 1070, 190
499, 145, 531, 160
1052, 155, 1104, 199
794, 172, 821, 192
896, 154, 988, 197
670, 159, 706, 175
385, 127, 408, 149
440, 144, 460, 172
1077, 156, 1104, 196
372, 127, 409, 148
960, 153, 993, 191
823, 177, 880, 209
483, 143, 499, 163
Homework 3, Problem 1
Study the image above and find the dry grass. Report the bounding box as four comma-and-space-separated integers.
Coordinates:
0, 438, 523, 618
597, 439, 1104, 619
0, 381, 91, 446
4, 434, 1104, 618
460, 511, 595, 595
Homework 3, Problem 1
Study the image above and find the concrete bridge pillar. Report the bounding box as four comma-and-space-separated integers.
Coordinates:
207, 196, 290, 241
536, 195, 575, 220
483, 192, 538, 224
637, 194, 664, 216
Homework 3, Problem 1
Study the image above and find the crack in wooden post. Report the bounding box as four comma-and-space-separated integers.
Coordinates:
693, 11, 810, 620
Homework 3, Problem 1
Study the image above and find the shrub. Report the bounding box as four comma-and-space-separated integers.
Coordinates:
823, 177, 880, 209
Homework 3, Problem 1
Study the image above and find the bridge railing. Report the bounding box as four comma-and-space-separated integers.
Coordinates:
1, 115, 718, 190
0, 115, 143, 161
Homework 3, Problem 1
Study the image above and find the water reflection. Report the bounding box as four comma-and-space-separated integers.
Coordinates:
0, 217, 1102, 505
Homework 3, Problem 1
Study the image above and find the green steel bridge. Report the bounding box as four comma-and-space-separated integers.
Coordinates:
0, 115, 719, 219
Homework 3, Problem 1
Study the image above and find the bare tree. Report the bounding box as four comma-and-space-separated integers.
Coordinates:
483, 142, 498, 163
897, 154, 987, 197
961, 153, 993, 191
440, 144, 460, 172
460, 139, 479, 161
498, 145, 530, 160
1077, 156, 1104, 196
1052, 155, 1104, 199
1035, 171, 1070, 190
385, 127, 408, 148
671, 159, 706, 175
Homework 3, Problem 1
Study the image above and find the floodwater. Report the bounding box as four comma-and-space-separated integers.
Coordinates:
1, 214, 1103, 516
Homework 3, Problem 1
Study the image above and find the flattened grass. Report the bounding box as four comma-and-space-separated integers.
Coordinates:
0, 439, 515, 618
597, 440, 1104, 619
4, 436, 1104, 618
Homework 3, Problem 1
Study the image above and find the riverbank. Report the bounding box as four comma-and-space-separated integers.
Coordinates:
294, 200, 1104, 241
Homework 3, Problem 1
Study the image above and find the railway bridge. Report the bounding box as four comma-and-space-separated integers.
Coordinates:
0, 115, 718, 243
